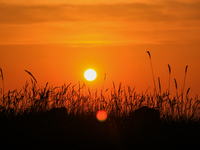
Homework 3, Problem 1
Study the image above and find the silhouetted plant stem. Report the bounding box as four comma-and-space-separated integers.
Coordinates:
78, 81, 80, 98
0, 67, 4, 99
181, 65, 188, 114
147, 51, 157, 96
158, 77, 161, 95
174, 78, 178, 100
168, 64, 171, 95
25, 70, 40, 88
102, 73, 106, 92
182, 66, 188, 101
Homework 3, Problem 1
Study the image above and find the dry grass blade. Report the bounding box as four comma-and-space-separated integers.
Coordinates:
118, 82, 121, 96
113, 81, 116, 92
186, 87, 190, 96
174, 78, 178, 90
45, 82, 48, 88
105, 88, 109, 92
145, 87, 150, 95
66, 83, 72, 90
43, 82, 49, 94
88, 88, 91, 96
158, 77, 161, 95
25, 70, 38, 84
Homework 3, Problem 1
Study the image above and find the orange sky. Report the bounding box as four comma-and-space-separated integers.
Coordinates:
0, 0, 200, 98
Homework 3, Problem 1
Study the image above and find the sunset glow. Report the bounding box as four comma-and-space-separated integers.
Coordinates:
0, 0, 199, 98
1, 0, 200, 148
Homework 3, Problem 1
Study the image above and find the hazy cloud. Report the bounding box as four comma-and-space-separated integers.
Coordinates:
1, 1, 200, 45
0, 1, 200, 24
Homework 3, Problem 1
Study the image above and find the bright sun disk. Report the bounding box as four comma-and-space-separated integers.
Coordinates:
84, 69, 97, 81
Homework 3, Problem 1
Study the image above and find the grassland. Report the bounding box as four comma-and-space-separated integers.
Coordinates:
0, 52, 199, 149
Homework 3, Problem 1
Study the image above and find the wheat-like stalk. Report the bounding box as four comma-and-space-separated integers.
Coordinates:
181, 66, 188, 101
147, 51, 157, 96
168, 64, 171, 95
0, 67, 4, 98
180, 65, 188, 117
174, 78, 178, 99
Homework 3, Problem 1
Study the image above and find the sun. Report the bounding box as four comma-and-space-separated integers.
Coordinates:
84, 69, 97, 81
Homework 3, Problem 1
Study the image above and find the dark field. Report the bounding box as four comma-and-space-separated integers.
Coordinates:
0, 108, 199, 150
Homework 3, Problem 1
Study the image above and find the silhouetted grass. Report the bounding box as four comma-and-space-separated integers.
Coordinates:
1, 79, 199, 121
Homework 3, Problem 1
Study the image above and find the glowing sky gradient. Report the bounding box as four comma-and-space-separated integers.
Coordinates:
0, 0, 200, 98
0, 0, 200, 45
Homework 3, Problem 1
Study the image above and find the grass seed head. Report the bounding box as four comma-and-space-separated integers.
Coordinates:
174, 78, 178, 90
0, 67, 3, 81
147, 51, 151, 59
185, 65, 188, 74
168, 64, 171, 74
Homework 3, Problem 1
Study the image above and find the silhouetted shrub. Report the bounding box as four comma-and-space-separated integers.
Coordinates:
41, 107, 67, 122
128, 106, 161, 128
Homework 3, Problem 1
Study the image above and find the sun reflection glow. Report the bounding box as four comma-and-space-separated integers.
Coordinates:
96, 110, 107, 122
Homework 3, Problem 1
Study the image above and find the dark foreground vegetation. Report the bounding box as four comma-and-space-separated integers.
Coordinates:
0, 52, 199, 149
0, 110, 199, 150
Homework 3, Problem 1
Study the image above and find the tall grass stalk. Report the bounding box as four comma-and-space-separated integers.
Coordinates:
147, 51, 157, 96
180, 66, 188, 118
174, 78, 179, 99
168, 64, 171, 95
101, 73, 107, 95
0, 67, 4, 99
158, 77, 161, 95
181, 66, 188, 102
